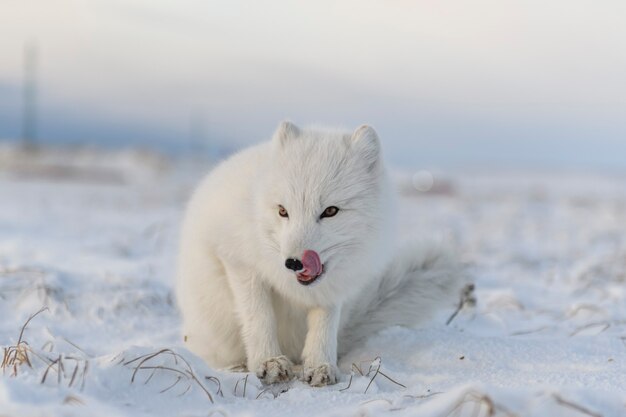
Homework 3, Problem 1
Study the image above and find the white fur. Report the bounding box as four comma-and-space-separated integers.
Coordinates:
176, 122, 464, 386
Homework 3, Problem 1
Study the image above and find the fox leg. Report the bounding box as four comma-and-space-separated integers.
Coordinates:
301, 306, 341, 386
225, 264, 293, 384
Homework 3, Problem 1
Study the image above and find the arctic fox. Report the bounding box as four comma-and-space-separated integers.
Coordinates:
177, 122, 463, 386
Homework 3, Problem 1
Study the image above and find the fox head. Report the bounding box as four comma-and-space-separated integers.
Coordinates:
256, 121, 394, 296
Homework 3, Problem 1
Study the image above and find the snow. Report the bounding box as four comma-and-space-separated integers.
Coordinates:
1, 150, 626, 416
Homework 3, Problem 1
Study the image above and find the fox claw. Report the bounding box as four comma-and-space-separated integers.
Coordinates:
303, 363, 337, 387
256, 355, 294, 384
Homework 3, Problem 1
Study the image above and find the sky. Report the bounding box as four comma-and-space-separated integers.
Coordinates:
1, 0, 625, 169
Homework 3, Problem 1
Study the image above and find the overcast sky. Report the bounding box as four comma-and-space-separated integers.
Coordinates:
1, 0, 625, 169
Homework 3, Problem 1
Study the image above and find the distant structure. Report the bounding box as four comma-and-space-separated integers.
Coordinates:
22, 41, 38, 149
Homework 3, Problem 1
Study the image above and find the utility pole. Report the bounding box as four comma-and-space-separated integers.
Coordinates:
22, 41, 38, 149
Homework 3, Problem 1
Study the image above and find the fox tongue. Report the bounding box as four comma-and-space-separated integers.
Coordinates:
300, 250, 322, 279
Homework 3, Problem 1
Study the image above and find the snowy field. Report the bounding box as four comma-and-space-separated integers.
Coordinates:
1, 149, 626, 417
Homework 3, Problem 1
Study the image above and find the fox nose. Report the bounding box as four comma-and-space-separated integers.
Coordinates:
285, 258, 303, 271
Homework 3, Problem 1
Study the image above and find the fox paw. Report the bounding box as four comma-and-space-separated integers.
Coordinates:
303, 363, 338, 387
256, 355, 294, 384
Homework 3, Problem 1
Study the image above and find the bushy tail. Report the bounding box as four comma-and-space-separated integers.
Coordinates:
339, 241, 467, 357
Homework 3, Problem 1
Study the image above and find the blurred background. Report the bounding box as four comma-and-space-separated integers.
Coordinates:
1, 0, 625, 171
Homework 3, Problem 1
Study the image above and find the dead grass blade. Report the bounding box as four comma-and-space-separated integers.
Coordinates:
40, 355, 61, 384
443, 389, 518, 417
339, 357, 406, 394
233, 374, 249, 397
63, 394, 85, 406
1, 307, 48, 376
447, 283, 476, 326
569, 322, 610, 337
59, 336, 92, 358
124, 348, 218, 403
364, 358, 382, 394
552, 394, 602, 417
338, 361, 367, 391
159, 376, 183, 394
254, 381, 290, 400
404, 391, 443, 400
510, 326, 551, 336
339, 373, 353, 392
39, 353, 89, 390
205, 376, 224, 397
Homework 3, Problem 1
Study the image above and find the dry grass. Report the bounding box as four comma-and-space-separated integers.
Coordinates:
40, 354, 89, 390
443, 389, 518, 417
552, 394, 602, 417
1, 306, 89, 389
233, 374, 249, 397
569, 321, 611, 337
123, 348, 221, 403
510, 326, 553, 336
339, 357, 406, 394
255, 383, 290, 400
1, 307, 48, 376
447, 283, 477, 326
63, 394, 85, 406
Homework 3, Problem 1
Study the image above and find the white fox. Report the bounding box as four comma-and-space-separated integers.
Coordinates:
177, 122, 463, 386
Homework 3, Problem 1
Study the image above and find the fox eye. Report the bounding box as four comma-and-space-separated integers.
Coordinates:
278, 205, 289, 218
320, 206, 339, 219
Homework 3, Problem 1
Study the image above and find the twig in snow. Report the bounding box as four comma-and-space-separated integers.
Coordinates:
447, 283, 476, 326
339, 358, 405, 393
352, 362, 364, 376
363, 357, 406, 394
177, 384, 192, 397
41, 354, 62, 384
1, 307, 48, 376
63, 394, 85, 406
255, 383, 289, 400
443, 389, 517, 417
159, 376, 182, 393
404, 391, 444, 400
569, 322, 610, 337
205, 375, 224, 397
338, 362, 366, 392
377, 371, 407, 389
41, 340, 55, 352
59, 336, 92, 358
359, 398, 392, 407
552, 394, 602, 417
339, 373, 353, 392
449, 392, 494, 417
80, 361, 89, 391
255, 387, 273, 400
339, 361, 369, 391
234, 374, 249, 397
40, 354, 88, 390
124, 348, 217, 403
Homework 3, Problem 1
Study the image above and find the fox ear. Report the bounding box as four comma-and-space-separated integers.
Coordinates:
351, 125, 381, 171
272, 121, 301, 148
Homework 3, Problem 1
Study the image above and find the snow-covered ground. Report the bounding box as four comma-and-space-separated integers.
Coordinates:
1, 150, 626, 417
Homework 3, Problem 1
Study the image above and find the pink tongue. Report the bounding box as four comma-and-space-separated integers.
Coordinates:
300, 250, 322, 279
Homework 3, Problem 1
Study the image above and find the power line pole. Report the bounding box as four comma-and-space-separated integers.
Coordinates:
22, 41, 38, 149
